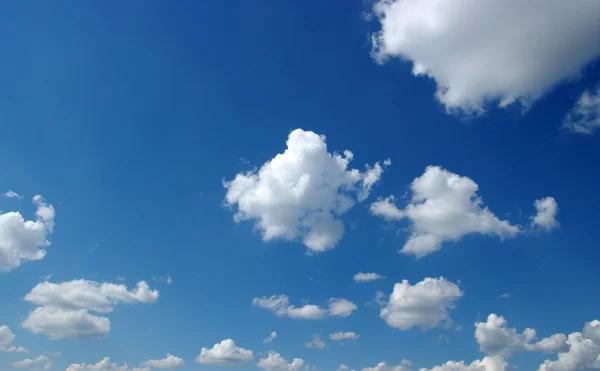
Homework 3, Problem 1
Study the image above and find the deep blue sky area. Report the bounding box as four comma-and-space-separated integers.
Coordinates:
1, 1, 599, 371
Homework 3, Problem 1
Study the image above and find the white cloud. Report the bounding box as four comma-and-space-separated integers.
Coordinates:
152, 275, 173, 285
538, 319, 600, 371
305, 334, 326, 349
531, 197, 559, 232
223, 128, 389, 253
475, 314, 568, 357
264, 331, 277, 344
195, 339, 253, 365
252, 295, 357, 319
141, 354, 184, 369
380, 277, 462, 331
257, 352, 304, 371
12, 355, 52, 370
0, 325, 28, 353
420, 355, 510, 371
0, 195, 55, 272
65, 357, 149, 371
330, 332, 359, 341
563, 84, 600, 134
362, 360, 412, 371
353, 272, 385, 282
21, 279, 158, 339
500, 294, 510, 299
370, 0, 600, 114
370, 166, 520, 258
337, 365, 350, 371
3, 190, 23, 200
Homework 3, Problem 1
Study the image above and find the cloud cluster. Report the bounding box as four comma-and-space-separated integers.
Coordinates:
21, 279, 159, 339
420, 355, 510, 371
12, 355, 53, 370
65, 357, 150, 371
257, 352, 304, 371
253, 295, 357, 319
0, 325, 27, 353
370, 0, 600, 114
195, 339, 253, 365
0, 195, 55, 272
362, 360, 412, 371
539, 319, 600, 371
224, 129, 389, 253
380, 277, 462, 331
563, 84, 600, 134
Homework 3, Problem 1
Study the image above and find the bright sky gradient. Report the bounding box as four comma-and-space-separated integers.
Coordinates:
1, 1, 600, 371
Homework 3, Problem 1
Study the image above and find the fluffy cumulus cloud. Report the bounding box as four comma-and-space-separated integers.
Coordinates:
538, 319, 600, 371
370, 0, 600, 114
224, 128, 390, 253
305, 334, 326, 349
65, 357, 149, 371
12, 355, 52, 370
531, 197, 559, 231
371, 166, 521, 258
353, 272, 384, 282
475, 314, 568, 356
380, 277, 462, 331
420, 355, 510, 371
140, 354, 184, 369
264, 331, 277, 343
563, 84, 600, 134
362, 360, 413, 371
257, 352, 304, 371
0, 195, 55, 272
195, 339, 253, 365
252, 295, 357, 319
0, 325, 27, 353
330, 332, 359, 341
21, 279, 158, 339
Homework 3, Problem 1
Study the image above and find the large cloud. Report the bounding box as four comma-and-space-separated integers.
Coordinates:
475, 314, 568, 356
0, 195, 55, 272
252, 295, 357, 319
371, 166, 520, 258
21, 279, 158, 339
380, 277, 462, 331
257, 352, 304, 371
370, 0, 600, 114
224, 129, 389, 253
140, 354, 184, 369
538, 319, 600, 371
0, 325, 27, 353
563, 84, 600, 134
65, 357, 150, 371
195, 339, 253, 365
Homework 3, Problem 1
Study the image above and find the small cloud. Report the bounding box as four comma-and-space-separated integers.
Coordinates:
500, 293, 511, 299
39, 274, 52, 282
263, 331, 277, 344
3, 190, 23, 200
116, 275, 125, 281
353, 272, 385, 282
305, 334, 326, 349
153, 275, 174, 285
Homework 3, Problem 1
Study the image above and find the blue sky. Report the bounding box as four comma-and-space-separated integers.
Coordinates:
1, 1, 600, 371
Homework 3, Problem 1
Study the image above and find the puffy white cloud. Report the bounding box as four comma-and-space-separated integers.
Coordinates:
370, 0, 600, 114
563, 84, 600, 134
0, 195, 55, 272
21, 306, 110, 340
475, 314, 568, 356
24, 280, 159, 313
21, 279, 158, 339
65, 357, 149, 371
330, 332, 359, 341
538, 319, 600, 371
531, 197, 559, 232
420, 355, 510, 371
252, 295, 357, 319
224, 129, 389, 253
12, 355, 52, 370
371, 166, 520, 258
195, 339, 253, 365
362, 360, 412, 371
0, 325, 27, 353
353, 272, 385, 282
337, 365, 350, 371
140, 354, 184, 369
3, 190, 23, 200
380, 277, 462, 331
257, 352, 304, 371
264, 331, 277, 343
305, 334, 326, 349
